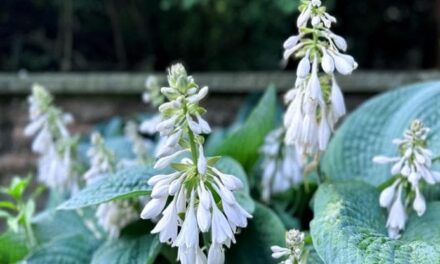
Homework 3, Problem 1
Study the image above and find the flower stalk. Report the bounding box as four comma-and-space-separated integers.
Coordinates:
141, 63, 252, 263
282, 0, 357, 157
374, 120, 440, 239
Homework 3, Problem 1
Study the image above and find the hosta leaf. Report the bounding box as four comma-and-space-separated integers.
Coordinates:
33, 209, 96, 244
225, 203, 285, 264
91, 231, 161, 264
322, 82, 440, 186
215, 157, 255, 214
211, 87, 277, 171
25, 234, 100, 264
59, 165, 155, 210
310, 181, 440, 263
0, 231, 28, 263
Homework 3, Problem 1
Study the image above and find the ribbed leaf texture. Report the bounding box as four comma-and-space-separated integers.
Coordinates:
310, 181, 440, 263
91, 233, 161, 264
59, 165, 155, 210
322, 82, 440, 186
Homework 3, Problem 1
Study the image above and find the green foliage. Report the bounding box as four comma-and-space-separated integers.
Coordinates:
310, 181, 440, 263
322, 82, 440, 186
32, 209, 97, 244
59, 165, 155, 210
225, 203, 286, 264
0, 231, 29, 263
91, 224, 161, 264
25, 234, 101, 264
211, 87, 277, 172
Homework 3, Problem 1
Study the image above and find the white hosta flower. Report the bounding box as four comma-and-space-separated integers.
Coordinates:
271, 229, 305, 264
386, 185, 406, 239
96, 200, 139, 238
142, 156, 251, 263
374, 120, 439, 239
83, 132, 116, 185
141, 64, 252, 263
25, 84, 78, 192
282, 0, 357, 156
260, 128, 304, 201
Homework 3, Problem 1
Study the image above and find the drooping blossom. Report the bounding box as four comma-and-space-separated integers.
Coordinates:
140, 64, 252, 263
24, 84, 78, 192
373, 120, 440, 239
283, 0, 357, 156
260, 128, 304, 201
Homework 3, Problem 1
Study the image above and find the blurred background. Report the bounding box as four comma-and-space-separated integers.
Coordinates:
1, 0, 440, 178
0, 0, 439, 71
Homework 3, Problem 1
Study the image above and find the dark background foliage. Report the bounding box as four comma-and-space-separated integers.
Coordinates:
0, 0, 439, 72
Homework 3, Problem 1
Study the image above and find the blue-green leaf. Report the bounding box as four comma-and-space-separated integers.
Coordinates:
311, 181, 440, 263
211, 87, 277, 171
322, 82, 440, 186
59, 165, 155, 210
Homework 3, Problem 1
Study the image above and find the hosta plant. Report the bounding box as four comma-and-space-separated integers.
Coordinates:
1, 1, 440, 264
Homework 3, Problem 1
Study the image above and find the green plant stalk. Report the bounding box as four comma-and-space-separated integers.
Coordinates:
183, 102, 199, 165
188, 129, 199, 165
18, 201, 36, 249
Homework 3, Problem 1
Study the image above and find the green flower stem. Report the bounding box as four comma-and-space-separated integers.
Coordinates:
24, 216, 36, 248
188, 129, 199, 165
183, 102, 199, 165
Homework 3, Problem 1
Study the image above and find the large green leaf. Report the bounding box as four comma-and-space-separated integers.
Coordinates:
211, 87, 277, 171
91, 231, 161, 264
33, 209, 97, 244
25, 234, 100, 264
215, 157, 255, 214
0, 231, 28, 263
59, 165, 156, 210
322, 82, 440, 186
225, 203, 285, 264
310, 181, 440, 263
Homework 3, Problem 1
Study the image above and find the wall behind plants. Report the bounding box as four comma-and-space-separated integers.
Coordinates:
0, 0, 438, 72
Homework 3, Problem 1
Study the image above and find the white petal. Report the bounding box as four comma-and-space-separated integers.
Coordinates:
283, 35, 300, 50
331, 34, 348, 51
140, 197, 167, 219
296, 53, 311, 78
330, 78, 346, 118
197, 144, 207, 175
413, 187, 426, 216
379, 182, 397, 208
154, 149, 188, 169
207, 244, 224, 264
196, 114, 211, 134
321, 49, 335, 74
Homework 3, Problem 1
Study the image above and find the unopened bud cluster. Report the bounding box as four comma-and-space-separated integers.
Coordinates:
271, 229, 306, 264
